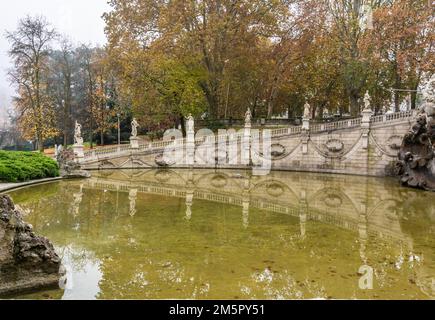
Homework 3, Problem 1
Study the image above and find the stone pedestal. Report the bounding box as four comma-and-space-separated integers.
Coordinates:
243, 126, 251, 165
361, 108, 372, 149
130, 137, 139, 149
301, 126, 309, 155
186, 131, 195, 166
301, 117, 310, 155
73, 144, 84, 161
302, 117, 310, 131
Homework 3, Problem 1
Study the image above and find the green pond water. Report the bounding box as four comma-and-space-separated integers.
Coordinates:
6, 169, 435, 300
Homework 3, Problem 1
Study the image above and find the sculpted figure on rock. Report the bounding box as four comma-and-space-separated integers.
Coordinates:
396, 76, 435, 191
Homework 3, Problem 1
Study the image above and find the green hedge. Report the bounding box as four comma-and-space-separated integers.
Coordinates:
0, 151, 59, 183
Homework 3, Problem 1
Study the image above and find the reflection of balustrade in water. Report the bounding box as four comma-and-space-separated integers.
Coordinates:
81, 169, 413, 248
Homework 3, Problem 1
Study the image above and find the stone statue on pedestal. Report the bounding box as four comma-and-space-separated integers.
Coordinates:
245, 108, 252, 127
131, 118, 139, 138
303, 103, 311, 119
395, 76, 435, 191
74, 121, 83, 145
363, 91, 371, 111
186, 114, 194, 133
420, 75, 435, 123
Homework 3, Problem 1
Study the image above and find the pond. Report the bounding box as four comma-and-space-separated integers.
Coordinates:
6, 169, 435, 300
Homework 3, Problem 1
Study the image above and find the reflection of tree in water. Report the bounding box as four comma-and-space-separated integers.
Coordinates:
241, 269, 328, 300
391, 190, 435, 298
57, 246, 100, 272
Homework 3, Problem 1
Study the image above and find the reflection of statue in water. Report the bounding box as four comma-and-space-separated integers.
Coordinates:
242, 177, 250, 228
129, 189, 138, 217
131, 118, 139, 138
185, 196, 192, 221
74, 121, 83, 145
71, 184, 84, 217
242, 201, 249, 228
185, 170, 194, 220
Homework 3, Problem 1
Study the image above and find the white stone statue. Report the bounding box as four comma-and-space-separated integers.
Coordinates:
74, 121, 83, 145
363, 91, 371, 110
245, 108, 252, 127
131, 118, 139, 138
186, 114, 194, 133
420, 75, 435, 117
303, 102, 311, 119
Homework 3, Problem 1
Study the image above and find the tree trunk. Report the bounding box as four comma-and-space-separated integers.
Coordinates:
350, 94, 360, 117
180, 115, 186, 137
394, 90, 400, 113
63, 101, 69, 146
267, 80, 279, 119
37, 131, 43, 152
392, 56, 401, 112
317, 106, 325, 120
410, 81, 420, 110
200, 81, 219, 119
89, 114, 94, 149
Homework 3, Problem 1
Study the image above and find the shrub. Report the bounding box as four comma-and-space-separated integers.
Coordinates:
0, 151, 59, 183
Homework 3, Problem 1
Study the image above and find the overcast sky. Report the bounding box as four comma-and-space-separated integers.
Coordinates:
0, 0, 110, 119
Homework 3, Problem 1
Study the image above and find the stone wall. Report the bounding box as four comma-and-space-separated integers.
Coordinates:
270, 121, 412, 176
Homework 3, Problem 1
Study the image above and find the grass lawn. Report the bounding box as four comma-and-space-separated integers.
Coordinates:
0, 151, 59, 183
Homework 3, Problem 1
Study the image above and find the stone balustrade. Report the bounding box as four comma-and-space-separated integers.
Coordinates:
76, 110, 416, 177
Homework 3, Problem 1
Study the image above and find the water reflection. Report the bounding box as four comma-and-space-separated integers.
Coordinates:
59, 247, 102, 300
8, 169, 435, 300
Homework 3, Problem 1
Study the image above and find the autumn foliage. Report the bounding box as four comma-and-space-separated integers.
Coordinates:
7, 1, 435, 148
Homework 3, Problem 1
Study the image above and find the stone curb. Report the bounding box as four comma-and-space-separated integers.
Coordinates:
0, 177, 64, 193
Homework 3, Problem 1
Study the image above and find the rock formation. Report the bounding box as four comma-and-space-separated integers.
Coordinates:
57, 148, 91, 179
395, 76, 435, 191
0, 195, 64, 296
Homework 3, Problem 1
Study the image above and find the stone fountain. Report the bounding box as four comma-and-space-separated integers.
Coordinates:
395, 76, 435, 191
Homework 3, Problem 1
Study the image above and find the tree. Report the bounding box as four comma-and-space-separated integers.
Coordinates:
7, 16, 58, 151
104, 0, 295, 122
48, 37, 75, 146
92, 48, 118, 146
368, 0, 435, 111
326, 0, 377, 117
